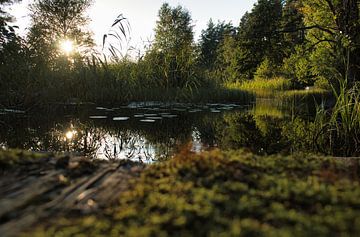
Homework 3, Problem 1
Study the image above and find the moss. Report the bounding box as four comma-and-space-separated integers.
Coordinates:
31, 150, 360, 236
0, 149, 49, 169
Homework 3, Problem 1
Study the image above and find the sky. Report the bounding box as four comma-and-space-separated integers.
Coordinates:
6, 0, 257, 52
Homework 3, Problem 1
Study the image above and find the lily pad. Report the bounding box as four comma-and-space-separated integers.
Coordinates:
162, 115, 178, 118
89, 116, 107, 119
172, 108, 186, 112
96, 107, 114, 112
3, 109, 25, 114
140, 119, 156, 123
113, 117, 130, 121
134, 114, 145, 118
189, 109, 202, 113
146, 117, 162, 120
219, 107, 233, 110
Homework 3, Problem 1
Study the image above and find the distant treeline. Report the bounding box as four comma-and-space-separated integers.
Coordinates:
0, 0, 359, 107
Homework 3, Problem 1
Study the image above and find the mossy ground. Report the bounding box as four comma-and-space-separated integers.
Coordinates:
26, 149, 360, 237
0, 149, 49, 170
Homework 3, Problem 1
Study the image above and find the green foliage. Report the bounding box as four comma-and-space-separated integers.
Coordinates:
254, 57, 282, 80
198, 19, 234, 71
281, 0, 305, 56
282, 45, 314, 87
300, 0, 360, 86
236, 0, 284, 78
27, 0, 94, 67
214, 36, 243, 83
0, 0, 21, 47
31, 150, 360, 236
314, 77, 331, 90
148, 3, 196, 88
315, 81, 360, 156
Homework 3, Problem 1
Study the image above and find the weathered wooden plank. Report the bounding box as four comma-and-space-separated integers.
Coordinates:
0, 172, 61, 219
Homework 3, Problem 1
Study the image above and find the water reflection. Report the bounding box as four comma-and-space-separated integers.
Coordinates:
0, 95, 331, 161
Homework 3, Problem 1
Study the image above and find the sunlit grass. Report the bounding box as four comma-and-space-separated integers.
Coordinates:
226, 77, 330, 100
280, 88, 329, 98
227, 77, 292, 92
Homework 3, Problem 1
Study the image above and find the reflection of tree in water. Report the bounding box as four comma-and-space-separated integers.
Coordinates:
0, 100, 325, 158
198, 112, 289, 155
99, 131, 155, 162
0, 111, 197, 161
95, 118, 193, 162
219, 112, 264, 153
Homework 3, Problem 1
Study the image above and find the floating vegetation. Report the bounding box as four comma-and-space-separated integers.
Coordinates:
219, 107, 233, 110
172, 108, 187, 112
161, 114, 178, 118
112, 117, 130, 121
145, 117, 162, 120
189, 109, 202, 113
96, 107, 114, 112
134, 114, 144, 118
89, 116, 107, 119
140, 119, 156, 123
0, 109, 26, 114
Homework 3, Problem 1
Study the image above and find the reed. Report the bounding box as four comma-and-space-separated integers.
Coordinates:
227, 77, 292, 92
314, 78, 360, 156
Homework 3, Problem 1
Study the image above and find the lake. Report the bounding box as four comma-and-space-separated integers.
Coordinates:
0, 93, 331, 162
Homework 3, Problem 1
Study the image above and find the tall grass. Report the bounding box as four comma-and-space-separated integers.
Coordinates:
314, 78, 360, 156
227, 77, 292, 92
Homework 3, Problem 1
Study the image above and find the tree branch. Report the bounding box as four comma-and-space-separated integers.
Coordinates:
277, 25, 336, 35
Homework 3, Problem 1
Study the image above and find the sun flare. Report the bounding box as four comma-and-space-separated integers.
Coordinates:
65, 130, 77, 140
60, 39, 74, 54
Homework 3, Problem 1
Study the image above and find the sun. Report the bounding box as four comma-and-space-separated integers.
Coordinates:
65, 130, 77, 140
60, 39, 75, 55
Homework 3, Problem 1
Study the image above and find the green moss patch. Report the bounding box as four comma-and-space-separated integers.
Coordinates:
31, 150, 360, 236
0, 149, 49, 170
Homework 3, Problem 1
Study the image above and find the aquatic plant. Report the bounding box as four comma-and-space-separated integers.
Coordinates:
315, 79, 360, 156
227, 77, 291, 93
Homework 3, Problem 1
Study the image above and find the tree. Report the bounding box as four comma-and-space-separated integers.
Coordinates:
0, 0, 21, 45
214, 35, 243, 83
281, 0, 305, 56
0, 0, 30, 106
300, 0, 360, 86
198, 19, 235, 70
148, 3, 195, 88
214, 0, 285, 82
27, 0, 94, 67
238, 0, 284, 78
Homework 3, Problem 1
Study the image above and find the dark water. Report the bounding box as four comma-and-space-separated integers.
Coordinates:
0, 94, 330, 162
